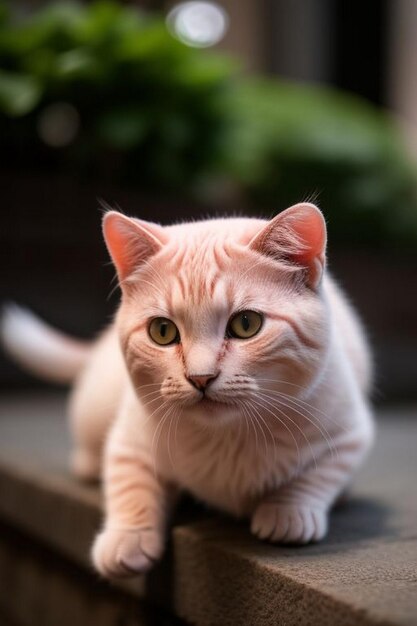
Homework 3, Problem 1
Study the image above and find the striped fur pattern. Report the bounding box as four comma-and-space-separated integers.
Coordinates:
88, 204, 374, 577
4, 203, 375, 578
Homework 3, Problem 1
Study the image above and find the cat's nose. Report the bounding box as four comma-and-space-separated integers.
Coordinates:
187, 373, 218, 391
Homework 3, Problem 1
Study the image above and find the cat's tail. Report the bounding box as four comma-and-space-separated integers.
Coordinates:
0, 303, 92, 384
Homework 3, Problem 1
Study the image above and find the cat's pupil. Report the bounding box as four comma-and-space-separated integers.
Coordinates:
242, 314, 250, 332
160, 323, 167, 338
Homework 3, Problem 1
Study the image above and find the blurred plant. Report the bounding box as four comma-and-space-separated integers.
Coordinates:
0, 0, 417, 247
0, 0, 236, 189
226, 79, 417, 247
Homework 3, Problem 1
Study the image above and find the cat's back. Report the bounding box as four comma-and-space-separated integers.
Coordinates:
323, 273, 372, 395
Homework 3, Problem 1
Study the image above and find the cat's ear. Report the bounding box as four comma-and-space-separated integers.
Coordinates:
248, 203, 327, 288
103, 211, 167, 282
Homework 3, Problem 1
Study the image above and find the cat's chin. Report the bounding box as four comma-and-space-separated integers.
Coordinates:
198, 397, 235, 411
187, 397, 241, 424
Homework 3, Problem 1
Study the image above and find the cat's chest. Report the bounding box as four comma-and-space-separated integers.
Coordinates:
157, 423, 293, 517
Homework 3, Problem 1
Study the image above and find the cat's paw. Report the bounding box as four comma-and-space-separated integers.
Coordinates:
251, 502, 328, 544
91, 527, 164, 578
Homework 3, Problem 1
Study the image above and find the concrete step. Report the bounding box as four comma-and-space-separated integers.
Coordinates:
0, 391, 416, 626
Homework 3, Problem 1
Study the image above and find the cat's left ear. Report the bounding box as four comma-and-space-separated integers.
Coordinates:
249, 203, 327, 289
103, 211, 167, 283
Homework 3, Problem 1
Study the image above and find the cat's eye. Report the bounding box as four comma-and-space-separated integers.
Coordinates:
227, 310, 263, 339
149, 318, 179, 346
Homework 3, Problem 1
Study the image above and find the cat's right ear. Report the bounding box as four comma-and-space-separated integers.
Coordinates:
248, 203, 327, 289
103, 211, 167, 282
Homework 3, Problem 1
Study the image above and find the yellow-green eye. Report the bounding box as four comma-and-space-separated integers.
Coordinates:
227, 310, 263, 339
149, 318, 179, 346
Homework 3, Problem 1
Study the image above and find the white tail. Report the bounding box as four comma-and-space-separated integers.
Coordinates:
0, 304, 91, 384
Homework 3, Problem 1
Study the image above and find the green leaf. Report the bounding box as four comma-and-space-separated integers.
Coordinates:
55, 49, 99, 79
0, 71, 42, 116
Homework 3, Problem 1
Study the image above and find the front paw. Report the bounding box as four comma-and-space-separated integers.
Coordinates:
251, 502, 328, 544
91, 526, 164, 578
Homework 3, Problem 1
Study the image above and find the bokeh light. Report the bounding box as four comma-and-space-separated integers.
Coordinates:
167, 1, 229, 48
37, 102, 80, 148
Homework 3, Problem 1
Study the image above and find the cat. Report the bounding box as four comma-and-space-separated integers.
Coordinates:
1, 203, 374, 578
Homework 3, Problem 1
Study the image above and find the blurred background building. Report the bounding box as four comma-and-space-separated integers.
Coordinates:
1, 0, 416, 401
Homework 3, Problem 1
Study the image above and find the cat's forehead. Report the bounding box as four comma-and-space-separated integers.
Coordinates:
129, 216, 293, 312
165, 217, 267, 245
159, 218, 266, 287
148, 218, 289, 314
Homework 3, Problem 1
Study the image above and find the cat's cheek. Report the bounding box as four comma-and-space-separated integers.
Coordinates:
124, 339, 174, 382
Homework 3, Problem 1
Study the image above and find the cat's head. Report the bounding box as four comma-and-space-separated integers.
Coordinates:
103, 204, 330, 426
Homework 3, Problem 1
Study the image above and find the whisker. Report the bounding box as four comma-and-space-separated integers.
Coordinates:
240, 402, 259, 459
167, 403, 183, 470
143, 398, 171, 425
255, 376, 349, 432
238, 402, 250, 440
151, 403, 177, 476
265, 388, 350, 433
165, 408, 176, 470
255, 377, 314, 391
107, 270, 122, 301
135, 382, 164, 391
140, 395, 165, 410
251, 394, 310, 471
236, 403, 243, 440
242, 400, 269, 458
137, 389, 163, 402
257, 389, 340, 456
244, 411, 250, 441
249, 396, 302, 471
174, 404, 182, 452
243, 399, 277, 461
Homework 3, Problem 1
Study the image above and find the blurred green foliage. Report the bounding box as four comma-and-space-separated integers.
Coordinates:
0, 0, 236, 188
226, 80, 417, 247
1, 0, 417, 247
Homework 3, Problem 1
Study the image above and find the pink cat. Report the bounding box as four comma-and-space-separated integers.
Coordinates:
2, 203, 374, 578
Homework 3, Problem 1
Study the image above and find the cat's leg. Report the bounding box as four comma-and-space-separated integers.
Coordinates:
92, 396, 178, 577
70, 446, 102, 482
251, 414, 374, 544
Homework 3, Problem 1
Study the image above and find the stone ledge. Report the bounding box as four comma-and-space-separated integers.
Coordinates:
0, 520, 165, 626
0, 392, 416, 626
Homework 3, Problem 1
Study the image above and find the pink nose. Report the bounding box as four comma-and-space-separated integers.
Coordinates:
187, 373, 218, 391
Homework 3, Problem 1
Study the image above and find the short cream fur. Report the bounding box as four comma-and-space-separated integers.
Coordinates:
2, 203, 374, 578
